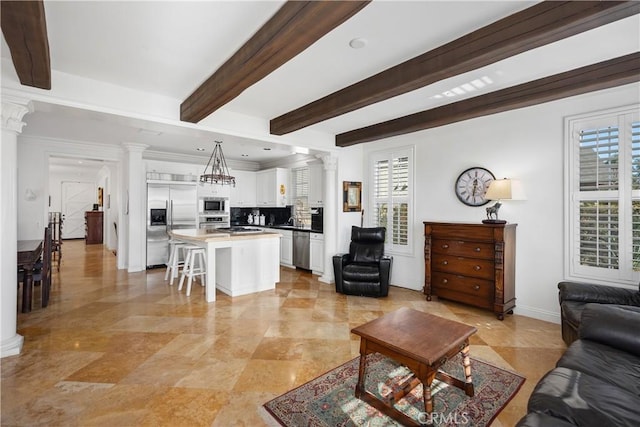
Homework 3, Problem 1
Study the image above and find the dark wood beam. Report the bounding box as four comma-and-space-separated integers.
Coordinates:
180, 1, 370, 123
335, 53, 640, 147
271, 1, 640, 135
1, 0, 51, 90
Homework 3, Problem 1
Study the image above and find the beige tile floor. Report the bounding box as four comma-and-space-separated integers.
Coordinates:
1, 240, 567, 426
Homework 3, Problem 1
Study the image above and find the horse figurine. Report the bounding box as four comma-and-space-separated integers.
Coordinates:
485, 202, 502, 220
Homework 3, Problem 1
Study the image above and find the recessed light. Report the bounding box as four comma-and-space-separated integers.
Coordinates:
196, 148, 205, 152
349, 37, 367, 49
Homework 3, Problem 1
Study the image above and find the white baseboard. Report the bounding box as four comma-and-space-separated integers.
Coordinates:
514, 305, 561, 324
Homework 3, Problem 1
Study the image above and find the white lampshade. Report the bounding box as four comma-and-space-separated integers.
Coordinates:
485, 179, 526, 201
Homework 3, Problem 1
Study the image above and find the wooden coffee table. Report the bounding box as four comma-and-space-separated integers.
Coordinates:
351, 307, 477, 426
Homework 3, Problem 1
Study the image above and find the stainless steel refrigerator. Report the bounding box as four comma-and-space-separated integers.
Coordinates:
146, 183, 197, 267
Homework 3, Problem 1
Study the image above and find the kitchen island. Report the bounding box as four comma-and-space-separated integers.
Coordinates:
169, 228, 281, 301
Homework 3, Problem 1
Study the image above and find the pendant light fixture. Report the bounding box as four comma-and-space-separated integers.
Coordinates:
200, 141, 236, 186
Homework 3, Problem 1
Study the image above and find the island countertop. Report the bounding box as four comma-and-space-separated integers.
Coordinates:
169, 228, 280, 242
168, 227, 281, 302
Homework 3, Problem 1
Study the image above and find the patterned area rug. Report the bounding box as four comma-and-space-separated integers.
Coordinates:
262, 353, 525, 426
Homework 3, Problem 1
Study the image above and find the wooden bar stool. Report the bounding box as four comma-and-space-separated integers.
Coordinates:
178, 247, 207, 296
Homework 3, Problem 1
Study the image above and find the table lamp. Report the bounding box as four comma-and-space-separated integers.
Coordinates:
482, 178, 526, 224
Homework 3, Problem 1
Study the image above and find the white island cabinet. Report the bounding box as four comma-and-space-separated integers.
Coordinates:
169, 229, 280, 300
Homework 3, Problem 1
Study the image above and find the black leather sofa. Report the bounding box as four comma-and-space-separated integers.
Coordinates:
333, 226, 392, 297
517, 303, 640, 427
558, 280, 640, 345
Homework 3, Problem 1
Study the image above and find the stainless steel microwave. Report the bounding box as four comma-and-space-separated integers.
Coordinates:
199, 197, 226, 214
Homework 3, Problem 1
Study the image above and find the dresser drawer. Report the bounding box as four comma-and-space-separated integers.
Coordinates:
431, 239, 494, 260
431, 254, 494, 280
431, 272, 494, 300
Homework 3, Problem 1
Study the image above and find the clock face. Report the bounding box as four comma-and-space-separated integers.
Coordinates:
455, 167, 495, 206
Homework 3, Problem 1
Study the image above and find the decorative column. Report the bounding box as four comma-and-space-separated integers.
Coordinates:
122, 143, 148, 272
1, 99, 33, 358
319, 154, 338, 284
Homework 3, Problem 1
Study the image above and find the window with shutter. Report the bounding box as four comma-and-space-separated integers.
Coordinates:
291, 167, 310, 226
370, 147, 413, 255
566, 106, 639, 284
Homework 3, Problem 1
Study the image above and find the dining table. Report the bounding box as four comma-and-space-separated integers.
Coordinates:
17, 239, 43, 313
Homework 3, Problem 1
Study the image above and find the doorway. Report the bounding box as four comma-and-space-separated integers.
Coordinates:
61, 181, 95, 239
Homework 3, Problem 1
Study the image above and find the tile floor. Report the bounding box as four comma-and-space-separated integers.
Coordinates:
1, 240, 567, 426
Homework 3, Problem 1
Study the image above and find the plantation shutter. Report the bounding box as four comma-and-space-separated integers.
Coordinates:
632, 121, 640, 272
371, 147, 413, 254
568, 108, 640, 283
578, 126, 620, 269
291, 167, 310, 226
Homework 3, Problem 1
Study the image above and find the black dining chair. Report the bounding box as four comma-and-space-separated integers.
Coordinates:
33, 227, 53, 307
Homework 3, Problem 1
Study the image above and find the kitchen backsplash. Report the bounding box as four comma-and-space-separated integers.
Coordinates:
231, 206, 292, 226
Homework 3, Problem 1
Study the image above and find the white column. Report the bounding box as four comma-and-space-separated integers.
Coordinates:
122, 143, 148, 272
319, 155, 338, 284
1, 99, 33, 358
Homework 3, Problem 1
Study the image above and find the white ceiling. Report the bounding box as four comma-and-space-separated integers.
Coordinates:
2, 1, 639, 164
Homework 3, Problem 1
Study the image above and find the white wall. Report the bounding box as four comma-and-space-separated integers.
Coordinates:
354, 83, 640, 323
336, 145, 365, 254
17, 137, 122, 241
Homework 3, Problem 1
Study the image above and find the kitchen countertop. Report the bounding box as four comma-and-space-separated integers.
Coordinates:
170, 228, 280, 243
242, 224, 323, 233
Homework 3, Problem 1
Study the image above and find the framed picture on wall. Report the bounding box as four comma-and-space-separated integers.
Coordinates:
343, 181, 362, 212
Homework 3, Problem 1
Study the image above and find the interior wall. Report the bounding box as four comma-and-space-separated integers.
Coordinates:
17, 137, 122, 241
336, 145, 365, 254
358, 83, 640, 323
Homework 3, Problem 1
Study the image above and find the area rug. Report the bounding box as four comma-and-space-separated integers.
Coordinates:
262, 353, 525, 426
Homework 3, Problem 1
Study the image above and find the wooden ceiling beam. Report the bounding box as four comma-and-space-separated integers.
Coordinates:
1, 0, 51, 90
335, 53, 640, 147
180, 0, 370, 124
271, 1, 640, 135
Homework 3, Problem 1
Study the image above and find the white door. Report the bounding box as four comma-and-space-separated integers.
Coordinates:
62, 181, 96, 239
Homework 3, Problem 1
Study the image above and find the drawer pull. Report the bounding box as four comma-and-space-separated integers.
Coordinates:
442, 260, 448, 265
442, 279, 448, 284
473, 285, 480, 291
474, 265, 481, 271
475, 247, 481, 252
442, 244, 449, 249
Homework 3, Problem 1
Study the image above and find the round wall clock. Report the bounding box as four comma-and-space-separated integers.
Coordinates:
455, 167, 495, 206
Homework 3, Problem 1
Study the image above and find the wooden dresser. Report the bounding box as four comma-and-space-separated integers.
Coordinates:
423, 222, 517, 320
85, 211, 103, 244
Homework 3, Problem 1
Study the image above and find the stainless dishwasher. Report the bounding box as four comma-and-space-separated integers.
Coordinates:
293, 231, 310, 269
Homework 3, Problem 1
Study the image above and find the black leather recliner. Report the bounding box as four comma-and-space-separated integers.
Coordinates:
333, 226, 392, 297
558, 280, 640, 345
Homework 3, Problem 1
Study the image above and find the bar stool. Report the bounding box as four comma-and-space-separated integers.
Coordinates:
178, 247, 207, 296
165, 241, 196, 285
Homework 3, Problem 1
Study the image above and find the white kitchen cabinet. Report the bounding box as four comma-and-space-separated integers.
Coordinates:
308, 163, 324, 207
197, 181, 230, 198
229, 169, 256, 207
310, 232, 324, 274
256, 168, 289, 207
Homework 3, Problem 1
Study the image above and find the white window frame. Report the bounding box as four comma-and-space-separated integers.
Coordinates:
564, 105, 640, 286
367, 146, 415, 256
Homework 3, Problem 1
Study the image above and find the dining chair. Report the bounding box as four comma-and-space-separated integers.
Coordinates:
33, 227, 53, 307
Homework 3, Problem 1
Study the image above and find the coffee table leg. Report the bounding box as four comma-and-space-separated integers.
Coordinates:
461, 343, 474, 397
355, 350, 367, 398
